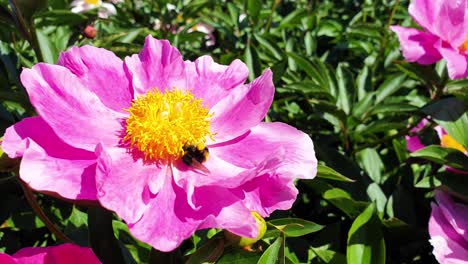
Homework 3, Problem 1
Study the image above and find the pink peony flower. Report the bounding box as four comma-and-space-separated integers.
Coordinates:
1, 35, 317, 251
0, 244, 100, 264
390, 0, 468, 79
429, 191, 468, 263
406, 119, 467, 174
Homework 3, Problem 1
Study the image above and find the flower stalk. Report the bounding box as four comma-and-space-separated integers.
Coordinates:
19, 179, 73, 243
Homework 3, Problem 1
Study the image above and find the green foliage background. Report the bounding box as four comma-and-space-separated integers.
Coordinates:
0, 0, 467, 263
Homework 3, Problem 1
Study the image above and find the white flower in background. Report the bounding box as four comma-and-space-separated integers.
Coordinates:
189, 22, 215, 46
70, 0, 122, 19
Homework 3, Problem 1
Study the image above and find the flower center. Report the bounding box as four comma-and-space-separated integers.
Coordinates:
84, 0, 99, 5
123, 89, 213, 163
441, 134, 466, 153
459, 35, 468, 53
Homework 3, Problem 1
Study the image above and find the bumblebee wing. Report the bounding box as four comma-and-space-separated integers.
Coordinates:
190, 159, 210, 175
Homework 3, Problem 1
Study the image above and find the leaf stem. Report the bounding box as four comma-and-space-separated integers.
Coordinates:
265, 0, 281, 32
19, 179, 73, 243
8, 0, 44, 62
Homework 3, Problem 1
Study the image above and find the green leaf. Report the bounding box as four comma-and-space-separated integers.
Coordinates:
356, 148, 384, 183
113, 221, 150, 263
375, 74, 406, 104
422, 97, 468, 149
386, 186, 417, 225
268, 218, 324, 237
282, 82, 334, 101
36, 27, 59, 63
34, 10, 88, 27
0, 4, 14, 25
226, 3, 239, 27
356, 65, 372, 100
353, 92, 374, 118
410, 145, 468, 170
278, 9, 307, 29
246, 0, 261, 24
286, 53, 327, 88
245, 42, 261, 81
88, 208, 126, 264
186, 237, 224, 264
317, 19, 343, 37
367, 183, 387, 214
445, 79, 468, 101
323, 188, 369, 219
309, 246, 346, 264
316, 164, 355, 182
254, 34, 283, 60
217, 247, 261, 264
369, 103, 418, 115
394, 61, 440, 87
336, 63, 355, 114
347, 204, 386, 264
257, 236, 285, 264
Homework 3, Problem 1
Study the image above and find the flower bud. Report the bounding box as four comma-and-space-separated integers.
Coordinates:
224, 212, 267, 247
83, 25, 97, 39
0, 137, 19, 172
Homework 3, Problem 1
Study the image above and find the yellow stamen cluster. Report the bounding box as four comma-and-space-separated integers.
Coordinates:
441, 134, 466, 153
123, 89, 213, 163
84, 0, 99, 4
459, 35, 468, 53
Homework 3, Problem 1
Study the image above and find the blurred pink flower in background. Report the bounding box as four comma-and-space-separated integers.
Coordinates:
429, 191, 468, 263
0, 244, 100, 264
405, 119, 467, 174
406, 119, 466, 154
390, 0, 468, 79
188, 22, 216, 46
406, 119, 429, 153
71, 0, 123, 19
2, 35, 317, 251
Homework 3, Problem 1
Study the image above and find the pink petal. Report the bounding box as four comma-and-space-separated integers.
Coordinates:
173, 122, 316, 211
58, 45, 132, 112
172, 152, 244, 189
209, 69, 275, 143
436, 43, 468, 79
409, 0, 468, 46
0, 254, 16, 264
390, 26, 442, 65
405, 120, 428, 152
128, 179, 257, 252
435, 191, 468, 242
128, 177, 200, 252
186, 56, 249, 108
11, 244, 100, 264
234, 174, 299, 217
124, 35, 186, 95
2, 117, 97, 200
429, 197, 468, 263
20, 63, 125, 151
194, 186, 257, 238
405, 135, 425, 152
210, 122, 317, 179
95, 145, 165, 224
178, 121, 316, 188
434, 125, 447, 139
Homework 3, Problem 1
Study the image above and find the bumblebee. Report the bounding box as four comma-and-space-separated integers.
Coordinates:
182, 143, 210, 174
